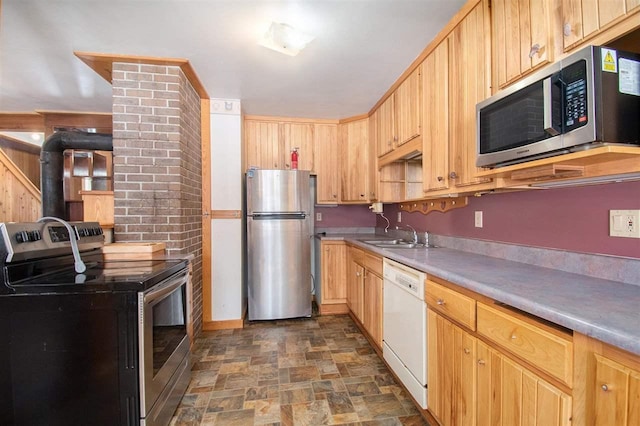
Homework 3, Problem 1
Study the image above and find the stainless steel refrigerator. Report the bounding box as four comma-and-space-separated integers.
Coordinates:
246, 169, 312, 320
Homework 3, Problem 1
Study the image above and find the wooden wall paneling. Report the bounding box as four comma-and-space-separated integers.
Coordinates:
0, 148, 42, 222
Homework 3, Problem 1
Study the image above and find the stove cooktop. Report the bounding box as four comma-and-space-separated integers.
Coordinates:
2, 258, 188, 295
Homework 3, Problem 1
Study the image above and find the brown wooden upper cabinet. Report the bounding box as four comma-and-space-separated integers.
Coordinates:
376, 66, 422, 157
244, 118, 315, 172
340, 118, 372, 202
447, 1, 492, 189
562, 0, 640, 50
314, 123, 340, 204
491, 0, 554, 90
422, 39, 450, 192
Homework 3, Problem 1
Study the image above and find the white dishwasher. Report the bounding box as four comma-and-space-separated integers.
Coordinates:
382, 258, 428, 408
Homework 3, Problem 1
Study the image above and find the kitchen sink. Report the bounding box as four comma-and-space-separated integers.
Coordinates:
361, 239, 402, 245
360, 239, 438, 249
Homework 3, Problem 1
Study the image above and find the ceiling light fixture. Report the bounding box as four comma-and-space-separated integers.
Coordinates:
259, 22, 314, 57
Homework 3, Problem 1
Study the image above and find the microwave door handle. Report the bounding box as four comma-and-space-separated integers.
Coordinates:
543, 77, 561, 136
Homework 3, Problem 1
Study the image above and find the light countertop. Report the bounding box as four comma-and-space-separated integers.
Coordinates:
317, 233, 640, 356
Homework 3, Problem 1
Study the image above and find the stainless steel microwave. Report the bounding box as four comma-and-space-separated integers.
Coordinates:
476, 45, 640, 168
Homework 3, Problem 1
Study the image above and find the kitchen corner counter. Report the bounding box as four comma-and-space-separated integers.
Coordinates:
317, 233, 640, 356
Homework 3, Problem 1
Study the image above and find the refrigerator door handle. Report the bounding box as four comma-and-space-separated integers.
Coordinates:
251, 213, 307, 220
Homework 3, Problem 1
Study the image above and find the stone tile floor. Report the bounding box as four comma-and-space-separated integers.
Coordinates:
170, 314, 430, 426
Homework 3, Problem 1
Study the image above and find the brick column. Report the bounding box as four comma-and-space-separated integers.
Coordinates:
111, 63, 203, 334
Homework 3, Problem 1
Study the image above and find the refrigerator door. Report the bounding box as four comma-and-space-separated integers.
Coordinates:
247, 169, 310, 214
247, 215, 312, 320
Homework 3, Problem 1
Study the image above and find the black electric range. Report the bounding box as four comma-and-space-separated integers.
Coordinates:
0, 220, 190, 426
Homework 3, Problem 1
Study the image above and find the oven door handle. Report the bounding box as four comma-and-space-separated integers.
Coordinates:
144, 270, 188, 304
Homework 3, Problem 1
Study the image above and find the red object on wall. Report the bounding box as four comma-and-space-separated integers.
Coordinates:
291, 149, 298, 170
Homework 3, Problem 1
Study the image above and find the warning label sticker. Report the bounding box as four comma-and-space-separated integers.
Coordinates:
619, 58, 640, 96
602, 48, 617, 73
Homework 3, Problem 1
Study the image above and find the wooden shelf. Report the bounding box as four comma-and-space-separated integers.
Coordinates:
476, 146, 640, 180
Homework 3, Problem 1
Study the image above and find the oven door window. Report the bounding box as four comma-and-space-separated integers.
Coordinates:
479, 79, 561, 154
151, 284, 187, 376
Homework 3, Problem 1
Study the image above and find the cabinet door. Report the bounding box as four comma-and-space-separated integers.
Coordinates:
314, 124, 340, 204
449, 2, 492, 187
346, 261, 364, 323
427, 310, 477, 426
363, 270, 383, 348
340, 119, 369, 202
593, 354, 640, 426
477, 340, 572, 426
395, 65, 422, 146
377, 96, 396, 156
492, 0, 552, 88
562, 0, 634, 50
281, 123, 314, 172
320, 242, 347, 304
244, 120, 281, 169
368, 111, 379, 202
422, 39, 450, 192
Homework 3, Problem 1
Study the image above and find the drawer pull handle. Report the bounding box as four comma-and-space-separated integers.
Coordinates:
463, 348, 470, 354
601, 384, 609, 392
437, 299, 445, 306
511, 334, 517, 340
478, 359, 486, 366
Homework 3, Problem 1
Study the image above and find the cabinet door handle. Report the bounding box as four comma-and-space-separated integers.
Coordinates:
529, 43, 541, 58
463, 348, 470, 355
437, 176, 444, 182
436, 299, 445, 305
356, 272, 361, 277
563, 22, 572, 37
601, 384, 609, 392
511, 334, 517, 340
478, 359, 486, 366
449, 171, 458, 179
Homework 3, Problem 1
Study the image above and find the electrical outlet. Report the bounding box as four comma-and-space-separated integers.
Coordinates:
475, 211, 483, 228
316, 212, 322, 222
397, 212, 402, 223
610, 210, 640, 238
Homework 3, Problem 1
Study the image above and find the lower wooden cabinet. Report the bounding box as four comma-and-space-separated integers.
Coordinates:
346, 246, 383, 349
573, 333, 640, 426
426, 277, 573, 426
427, 309, 477, 426
347, 248, 365, 323
319, 241, 347, 314
363, 267, 383, 348
477, 340, 572, 426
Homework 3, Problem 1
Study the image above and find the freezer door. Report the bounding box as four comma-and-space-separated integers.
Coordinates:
247, 216, 312, 320
246, 169, 310, 214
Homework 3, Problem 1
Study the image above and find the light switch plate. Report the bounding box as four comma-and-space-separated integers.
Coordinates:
609, 210, 640, 238
316, 212, 322, 222
475, 211, 483, 228
397, 212, 402, 223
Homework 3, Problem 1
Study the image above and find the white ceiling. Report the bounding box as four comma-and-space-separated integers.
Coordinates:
1, 0, 466, 119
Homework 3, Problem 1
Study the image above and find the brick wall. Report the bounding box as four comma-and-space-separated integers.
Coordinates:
112, 63, 203, 335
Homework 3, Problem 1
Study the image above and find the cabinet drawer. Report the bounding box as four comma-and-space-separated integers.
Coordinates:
349, 247, 364, 264
363, 252, 383, 276
477, 303, 573, 387
425, 279, 476, 331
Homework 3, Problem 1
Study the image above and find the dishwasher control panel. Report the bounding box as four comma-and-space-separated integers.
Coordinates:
383, 258, 426, 300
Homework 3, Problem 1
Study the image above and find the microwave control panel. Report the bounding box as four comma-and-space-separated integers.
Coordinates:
563, 60, 588, 131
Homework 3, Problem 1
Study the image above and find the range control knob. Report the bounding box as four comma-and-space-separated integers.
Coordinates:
15, 231, 28, 243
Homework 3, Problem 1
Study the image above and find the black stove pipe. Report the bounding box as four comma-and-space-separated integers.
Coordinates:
40, 131, 113, 218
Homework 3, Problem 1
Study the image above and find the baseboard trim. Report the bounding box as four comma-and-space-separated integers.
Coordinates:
203, 318, 244, 330
319, 303, 350, 315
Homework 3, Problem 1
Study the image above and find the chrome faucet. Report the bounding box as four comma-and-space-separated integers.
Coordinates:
396, 224, 418, 244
